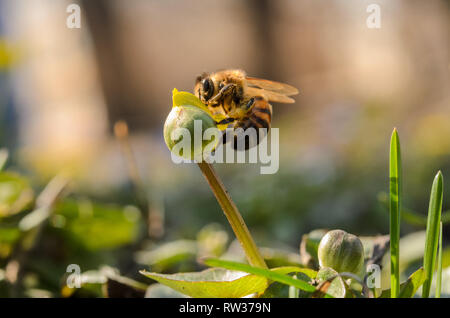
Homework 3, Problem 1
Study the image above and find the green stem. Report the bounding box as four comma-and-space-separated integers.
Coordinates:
197, 162, 267, 269
389, 128, 401, 298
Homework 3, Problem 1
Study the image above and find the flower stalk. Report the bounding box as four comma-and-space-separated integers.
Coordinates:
197, 162, 267, 269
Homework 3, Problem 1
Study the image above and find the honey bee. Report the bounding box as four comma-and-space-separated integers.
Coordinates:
194, 69, 298, 150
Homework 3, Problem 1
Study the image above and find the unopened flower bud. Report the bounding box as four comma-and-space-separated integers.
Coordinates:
317, 229, 364, 275
163, 105, 219, 160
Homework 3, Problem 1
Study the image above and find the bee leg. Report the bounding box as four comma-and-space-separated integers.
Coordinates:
208, 83, 236, 104
218, 118, 236, 146
244, 97, 255, 110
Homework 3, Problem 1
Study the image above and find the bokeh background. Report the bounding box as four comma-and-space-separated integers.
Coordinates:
0, 0, 449, 297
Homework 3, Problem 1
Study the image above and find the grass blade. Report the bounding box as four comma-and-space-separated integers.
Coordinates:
203, 258, 317, 293
422, 171, 443, 298
389, 128, 401, 298
436, 222, 443, 298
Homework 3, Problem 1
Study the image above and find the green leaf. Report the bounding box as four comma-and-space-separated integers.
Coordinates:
379, 267, 426, 298
315, 267, 346, 298
0, 172, 34, 217
140, 268, 269, 298
55, 199, 140, 250
422, 171, 443, 298
145, 283, 187, 298
141, 263, 316, 298
0, 226, 21, 257
260, 282, 290, 298
203, 258, 317, 293
389, 128, 401, 298
436, 222, 443, 298
442, 247, 450, 268
399, 268, 426, 298
0, 226, 21, 244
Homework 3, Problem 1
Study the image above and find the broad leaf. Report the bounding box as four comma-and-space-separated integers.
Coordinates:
141, 265, 317, 298
0, 226, 21, 244
0, 172, 34, 217
421, 266, 450, 298
140, 267, 268, 298
204, 258, 317, 293
315, 267, 346, 298
0, 226, 21, 258
379, 267, 426, 298
54, 199, 140, 250
145, 283, 187, 298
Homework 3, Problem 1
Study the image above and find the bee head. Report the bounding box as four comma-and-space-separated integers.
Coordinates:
195, 73, 215, 103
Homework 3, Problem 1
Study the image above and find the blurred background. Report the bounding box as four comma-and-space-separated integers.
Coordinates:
0, 0, 449, 297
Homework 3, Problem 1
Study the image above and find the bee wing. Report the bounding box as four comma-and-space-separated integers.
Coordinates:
246, 87, 296, 104
246, 77, 299, 96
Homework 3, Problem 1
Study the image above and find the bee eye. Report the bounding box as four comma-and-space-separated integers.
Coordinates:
202, 79, 214, 100
202, 79, 210, 92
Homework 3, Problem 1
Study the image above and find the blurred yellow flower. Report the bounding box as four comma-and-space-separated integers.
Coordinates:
0, 40, 19, 70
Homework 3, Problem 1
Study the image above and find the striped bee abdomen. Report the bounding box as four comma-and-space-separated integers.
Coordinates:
225, 96, 272, 150
248, 96, 272, 130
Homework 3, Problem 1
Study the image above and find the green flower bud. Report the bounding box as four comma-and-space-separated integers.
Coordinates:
163, 105, 219, 160
317, 229, 364, 275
